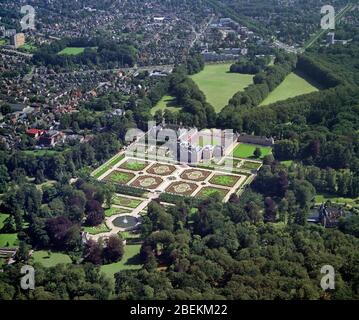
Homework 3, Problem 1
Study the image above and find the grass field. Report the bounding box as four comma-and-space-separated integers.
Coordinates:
58, 47, 86, 56
0, 39, 7, 45
210, 174, 239, 187
232, 143, 272, 159
0, 234, 18, 247
241, 161, 262, 171
197, 187, 228, 200
0, 213, 9, 229
260, 72, 320, 106
107, 171, 134, 184
315, 194, 359, 208
151, 95, 182, 115
0, 213, 18, 247
32, 251, 72, 268
105, 207, 130, 217
281, 160, 294, 168
190, 63, 254, 112
112, 196, 143, 208
20, 43, 37, 53
83, 223, 110, 235
93, 154, 125, 178
100, 244, 142, 279
120, 160, 148, 171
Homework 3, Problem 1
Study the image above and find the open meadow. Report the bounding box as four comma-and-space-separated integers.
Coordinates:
260, 72, 320, 106
190, 63, 254, 112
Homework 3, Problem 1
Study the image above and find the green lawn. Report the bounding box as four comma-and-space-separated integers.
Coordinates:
120, 160, 148, 171
0, 39, 7, 45
112, 196, 143, 209
100, 244, 142, 279
232, 143, 272, 159
19, 42, 37, 53
93, 154, 125, 178
119, 231, 141, 240
107, 171, 134, 184
260, 72, 320, 106
58, 47, 86, 56
151, 95, 182, 115
210, 174, 239, 187
0, 213, 18, 247
190, 63, 254, 112
315, 194, 359, 208
241, 161, 262, 171
281, 160, 294, 168
197, 187, 228, 200
32, 251, 72, 268
0, 234, 18, 247
0, 213, 9, 229
83, 223, 110, 235
105, 207, 130, 217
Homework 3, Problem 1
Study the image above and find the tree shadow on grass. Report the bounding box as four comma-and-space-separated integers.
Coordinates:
125, 254, 141, 266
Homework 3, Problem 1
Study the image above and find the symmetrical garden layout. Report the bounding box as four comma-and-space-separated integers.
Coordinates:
89, 141, 267, 241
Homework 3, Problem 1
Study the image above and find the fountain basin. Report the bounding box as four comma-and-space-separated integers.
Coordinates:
112, 215, 140, 229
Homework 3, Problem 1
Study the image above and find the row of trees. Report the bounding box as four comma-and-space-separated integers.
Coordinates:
228, 53, 298, 109
230, 56, 271, 74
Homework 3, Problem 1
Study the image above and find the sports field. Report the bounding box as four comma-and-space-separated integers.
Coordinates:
190, 63, 254, 112
32, 251, 72, 268
58, 47, 86, 56
100, 244, 142, 279
151, 95, 182, 115
260, 72, 320, 106
232, 143, 272, 159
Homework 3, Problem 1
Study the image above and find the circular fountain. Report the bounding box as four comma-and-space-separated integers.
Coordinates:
112, 215, 140, 230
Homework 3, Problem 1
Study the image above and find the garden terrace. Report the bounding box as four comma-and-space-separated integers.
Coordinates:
195, 186, 230, 200
120, 160, 149, 171
146, 163, 177, 176
166, 182, 199, 196
130, 175, 164, 190
103, 170, 136, 185
209, 174, 241, 187
180, 169, 212, 182
112, 195, 143, 209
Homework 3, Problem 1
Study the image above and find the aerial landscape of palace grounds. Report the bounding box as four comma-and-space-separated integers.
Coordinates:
1, 0, 359, 303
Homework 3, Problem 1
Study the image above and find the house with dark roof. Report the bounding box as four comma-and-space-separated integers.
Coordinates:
39, 130, 65, 147
308, 204, 345, 228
